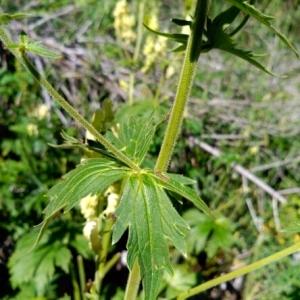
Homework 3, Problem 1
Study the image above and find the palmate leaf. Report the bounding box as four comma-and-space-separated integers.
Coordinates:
9, 229, 72, 296
225, 0, 300, 59
105, 115, 162, 166
42, 158, 129, 222
112, 173, 189, 300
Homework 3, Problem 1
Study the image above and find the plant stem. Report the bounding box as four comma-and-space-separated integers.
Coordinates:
70, 263, 81, 300
95, 218, 114, 295
0, 26, 141, 173
124, 259, 141, 300
155, 0, 210, 171
77, 255, 87, 300
176, 241, 300, 299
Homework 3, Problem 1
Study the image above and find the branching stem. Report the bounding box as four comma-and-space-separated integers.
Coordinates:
0, 26, 141, 173
155, 0, 210, 171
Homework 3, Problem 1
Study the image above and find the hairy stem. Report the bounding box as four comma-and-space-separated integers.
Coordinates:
0, 26, 141, 172
176, 241, 300, 299
155, 0, 210, 171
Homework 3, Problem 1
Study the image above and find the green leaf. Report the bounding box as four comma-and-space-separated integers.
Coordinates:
149, 171, 213, 219
9, 229, 72, 295
0, 13, 30, 25
212, 5, 241, 31
6, 31, 61, 59
162, 264, 197, 299
183, 209, 236, 258
143, 23, 189, 45
281, 223, 300, 233
42, 158, 129, 223
25, 41, 61, 58
112, 173, 189, 300
106, 115, 162, 166
225, 0, 300, 59
206, 16, 285, 77
224, 47, 285, 77
171, 18, 192, 27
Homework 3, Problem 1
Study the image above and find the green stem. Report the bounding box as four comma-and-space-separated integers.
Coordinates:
155, 0, 210, 171
77, 255, 87, 300
102, 252, 121, 277
176, 241, 300, 300
0, 26, 141, 173
124, 259, 141, 300
70, 263, 81, 300
95, 218, 114, 295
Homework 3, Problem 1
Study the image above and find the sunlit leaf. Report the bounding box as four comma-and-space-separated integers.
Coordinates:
112, 173, 189, 300
6, 31, 61, 59
106, 115, 162, 166
149, 171, 213, 219
42, 158, 129, 222
0, 13, 30, 25
25, 42, 61, 58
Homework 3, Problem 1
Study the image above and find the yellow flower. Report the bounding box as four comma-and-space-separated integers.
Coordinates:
26, 123, 38, 136
32, 104, 50, 120
249, 146, 259, 155
113, 0, 136, 44
142, 13, 167, 73
103, 192, 119, 218
83, 219, 101, 253
80, 194, 99, 220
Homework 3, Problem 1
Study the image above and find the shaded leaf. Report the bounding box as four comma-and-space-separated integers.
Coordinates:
212, 5, 241, 31
281, 223, 300, 233
49, 131, 127, 166
171, 18, 192, 27
144, 23, 188, 45
183, 209, 236, 258
206, 14, 285, 77
112, 173, 189, 300
225, 0, 299, 59
224, 47, 285, 77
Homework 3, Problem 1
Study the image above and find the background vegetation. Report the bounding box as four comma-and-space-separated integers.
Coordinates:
1, 0, 300, 299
